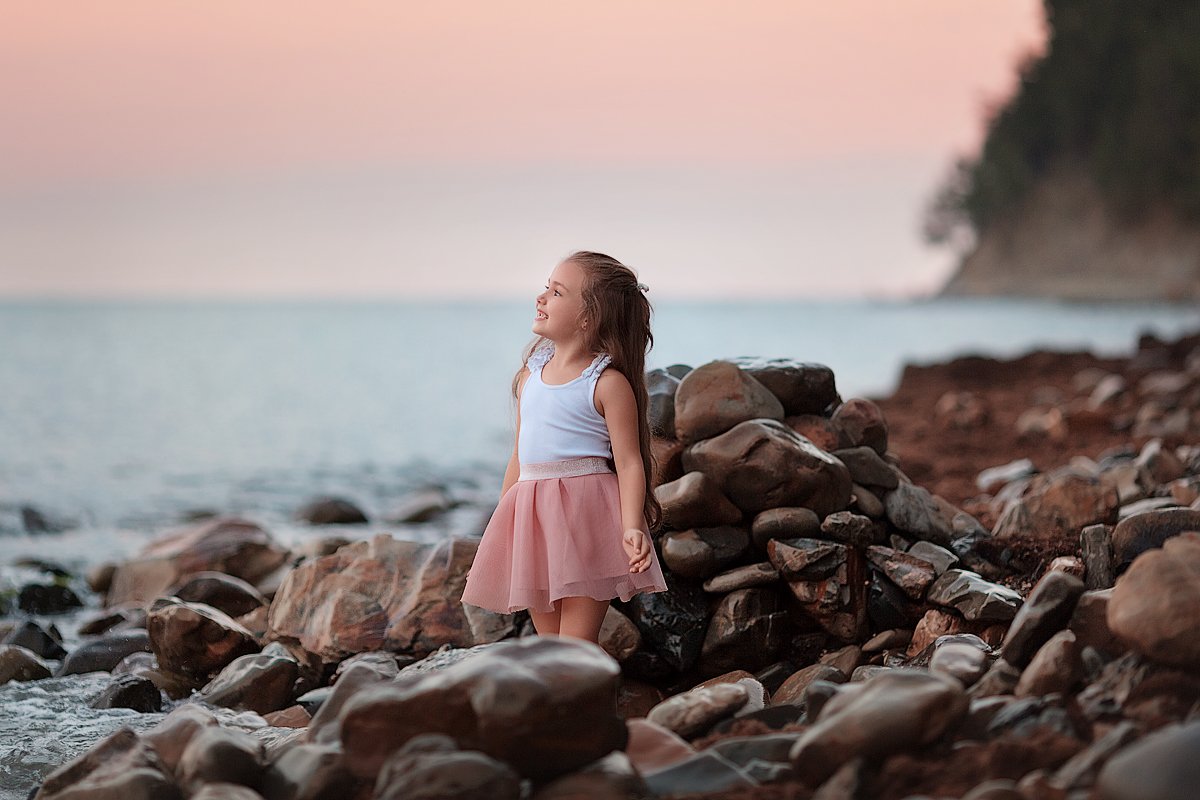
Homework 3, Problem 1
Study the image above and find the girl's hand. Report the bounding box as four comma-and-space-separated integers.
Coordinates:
622, 528, 653, 573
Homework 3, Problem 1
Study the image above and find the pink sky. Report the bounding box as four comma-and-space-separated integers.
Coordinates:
0, 1, 1045, 298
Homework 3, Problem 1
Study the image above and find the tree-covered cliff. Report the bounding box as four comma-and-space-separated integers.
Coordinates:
927, 0, 1200, 302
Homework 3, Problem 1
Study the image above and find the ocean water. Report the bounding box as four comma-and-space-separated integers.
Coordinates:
1, 297, 1199, 796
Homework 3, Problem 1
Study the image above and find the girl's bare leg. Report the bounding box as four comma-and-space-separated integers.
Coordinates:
557, 596, 611, 644
529, 599, 561, 635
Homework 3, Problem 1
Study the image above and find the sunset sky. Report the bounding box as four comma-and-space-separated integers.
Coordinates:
0, 1, 1045, 299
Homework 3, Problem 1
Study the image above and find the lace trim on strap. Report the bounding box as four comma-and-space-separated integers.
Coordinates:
526, 341, 555, 371
582, 353, 613, 380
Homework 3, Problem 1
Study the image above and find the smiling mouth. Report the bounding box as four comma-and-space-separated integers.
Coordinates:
535, 310, 547, 319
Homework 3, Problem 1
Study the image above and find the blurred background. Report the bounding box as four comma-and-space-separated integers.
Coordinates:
2, 1, 1199, 557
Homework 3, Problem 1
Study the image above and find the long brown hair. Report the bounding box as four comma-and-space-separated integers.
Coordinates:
510, 251, 662, 534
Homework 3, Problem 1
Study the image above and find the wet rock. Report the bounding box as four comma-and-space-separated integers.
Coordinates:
647, 682, 749, 738
1015, 630, 1082, 697
338, 636, 625, 781
624, 718, 696, 775
89, 673, 163, 712
820, 510, 881, 547
294, 496, 368, 525
661, 526, 749, 579
267, 534, 516, 664
768, 537, 847, 581
927, 569, 1023, 624
1111, 508, 1200, 569
682, 418, 852, 517
750, 506, 821, 549
57, 629, 153, 676
699, 588, 787, 676
169, 571, 269, 619
772, 664, 846, 706
106, 516, 289, 609
907, 541, 960, 575
260, 742, 361, 800
731, 357, 840, 416
833, 446, 899, 490
17, 582, 82, 615
1108, 531, 1200, 669
33, 726, 182, 800
642, 750, 757, 795
787, 414, 843, 452
306, 661, 396, 744
789, 669, 968, 786
262, 705, 311, 728
868, 572, 918, 631
597, 605, 641, 662
623, 569, 708, 671
1002, 570, 1085, 668
373, 734, 521, 800
831, 398, 888, 454
908, 609, 967, 656
651, 437, 685, 486
532, 751, 649, 800
1097, 718, 1200, 800
385, 486, 454, 524
851, 483, 886, 518
616, 676, 663, 719
0, 644, 52, 683
969, 659, 1022, 698
148, 597, 260, 679
992, 470, 1120, 550
702, 562, 780, 593
655, 471, 742, 530
177, 725, 265, 792
930, 642, 990, 687
866, 545, 936, 599
2, 620, 67, 660
197, 652, 299, 715
647, 368, 681, 438
673, 360, 784, 444
786, 549, 868, 642
884, 483, 954, 546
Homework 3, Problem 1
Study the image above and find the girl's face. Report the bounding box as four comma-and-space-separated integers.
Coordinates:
533, 259, 588, 342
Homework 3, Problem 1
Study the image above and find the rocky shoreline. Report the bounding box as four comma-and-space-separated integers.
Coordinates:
2, 328, 1199, 800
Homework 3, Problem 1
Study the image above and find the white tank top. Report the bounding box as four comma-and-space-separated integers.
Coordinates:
518, 341, 614, 464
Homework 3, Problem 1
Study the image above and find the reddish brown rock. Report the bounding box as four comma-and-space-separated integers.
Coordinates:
661, 527, 749, 579
786, 414, 843, 452
650, 436, 685, 487
831, 398, 889, 454
1111, 508, 1200, 569
1015, 630, 1082, 698
786, 549, 867, 642
682, 419, 852, 517
673, 360, 784, 444
698, 588, 786, 676
338, 636, 625, 781
147, 596, 260, 681
992, 470, 1120, 551
751, 507, 821, 549
654, 471, 742, 530
771, 664, 846, 706
768, 537, 847, 581
34, 727, 181, 800
196, 652, 299, 715
106, 516, 289, 609
599, 605, 642, 662
908, 609, 968, 657
865, 546, 936, 600
1108, 531, 1200, 669
266, 534, 516, 663
647, 682, 749, 739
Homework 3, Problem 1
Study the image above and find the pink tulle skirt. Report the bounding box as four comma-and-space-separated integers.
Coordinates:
460, 457, 669, 614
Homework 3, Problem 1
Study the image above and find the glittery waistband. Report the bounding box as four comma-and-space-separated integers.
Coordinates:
518, 456, 614, 481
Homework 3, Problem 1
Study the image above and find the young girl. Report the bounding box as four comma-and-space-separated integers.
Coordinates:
460, 250, 668, 644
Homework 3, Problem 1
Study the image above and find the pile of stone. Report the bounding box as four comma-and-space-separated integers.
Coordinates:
5, 356, 1200, 799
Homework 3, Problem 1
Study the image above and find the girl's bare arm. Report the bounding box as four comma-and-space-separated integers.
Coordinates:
595, 369, 647, 534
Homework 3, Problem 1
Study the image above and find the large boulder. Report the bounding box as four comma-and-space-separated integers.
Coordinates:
682, 419, 852, 517
106, 517, 289, 609
266, 535, 517, 664
728, 357, 839, 416
337, 636, 625, 781
1108, 532, 1200, 669
674, 361, 784, 444
992, 470, 1120, 551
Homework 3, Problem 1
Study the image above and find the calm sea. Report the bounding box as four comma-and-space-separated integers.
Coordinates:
2, 296, 1199, 567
